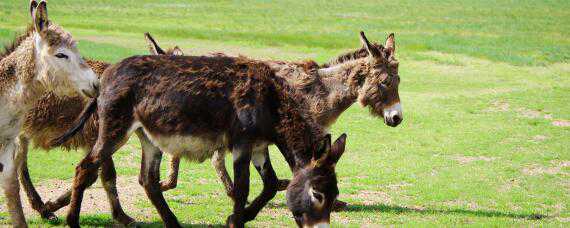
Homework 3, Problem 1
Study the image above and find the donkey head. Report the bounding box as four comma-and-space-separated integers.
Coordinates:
287, 134, 347, 228
357, 31, 402, 127
30, 0, 98, 98
144, 33, 184, 56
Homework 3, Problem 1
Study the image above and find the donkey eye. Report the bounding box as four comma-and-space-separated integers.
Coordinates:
55, 53, 69, 59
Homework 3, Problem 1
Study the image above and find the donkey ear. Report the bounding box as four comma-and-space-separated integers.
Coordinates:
171, 46, 184, 56
313, 134, 331, 164
33, 0, 49, 35
385, 33, 396, 56
144, 32, 166, 55
329, 133, 347, 164
29, 0, 38, 18
359, 31, 379, 58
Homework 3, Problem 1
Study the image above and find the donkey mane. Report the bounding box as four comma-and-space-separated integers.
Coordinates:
0, 25, 35, 61
321, 42, 383, 68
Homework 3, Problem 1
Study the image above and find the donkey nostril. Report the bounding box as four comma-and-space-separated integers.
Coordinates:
392, 115, 402, 125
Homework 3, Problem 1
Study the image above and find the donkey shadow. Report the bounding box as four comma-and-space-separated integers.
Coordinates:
45, 215, 224, 228
345, 204, 547, 220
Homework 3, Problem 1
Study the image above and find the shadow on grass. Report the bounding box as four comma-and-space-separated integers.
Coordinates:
345, 204, 547, 220
45, 215, 225, 227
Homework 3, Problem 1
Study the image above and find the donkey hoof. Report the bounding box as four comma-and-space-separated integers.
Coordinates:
226, 214, 244, 228
41, 211, 59, 223
114, 214, 136, 226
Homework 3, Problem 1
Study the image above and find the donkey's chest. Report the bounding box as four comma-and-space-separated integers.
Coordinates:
0, 100, 24, 139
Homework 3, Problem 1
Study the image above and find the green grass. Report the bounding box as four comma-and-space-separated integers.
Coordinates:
1, 0, 569, 227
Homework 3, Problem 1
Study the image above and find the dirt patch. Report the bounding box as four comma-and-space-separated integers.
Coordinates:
486, 100, 510, 112
453, 155, 496, 165
522, 161, 570, 176
531, 135, 548, 142
443, 199, 479, 210
346, 190, 392, 205
20, 176, 153, 219
552, 120, 570, 127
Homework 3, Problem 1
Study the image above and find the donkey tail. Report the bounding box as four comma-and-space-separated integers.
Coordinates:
50, 98, 98, 147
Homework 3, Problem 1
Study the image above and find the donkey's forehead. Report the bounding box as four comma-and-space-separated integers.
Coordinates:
44, 24, 77, 49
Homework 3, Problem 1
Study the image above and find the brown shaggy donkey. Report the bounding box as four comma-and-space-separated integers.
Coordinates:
0, 1, 99, 226
53, 53, 348, 227
18, 33, 183, 224
160, 32, 403, 210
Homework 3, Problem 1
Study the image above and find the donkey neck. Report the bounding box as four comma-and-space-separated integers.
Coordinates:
313, 58, 369, 127
0, 34, 43, 109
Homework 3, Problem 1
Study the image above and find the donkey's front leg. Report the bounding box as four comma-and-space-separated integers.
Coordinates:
243, 147, 278, 222
1, 139, 27, 227
17, 136, 58, 222
226, 144, 252, 228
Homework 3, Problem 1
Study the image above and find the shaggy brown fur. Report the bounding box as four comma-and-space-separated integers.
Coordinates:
55, 54, 346, 227
17, 33, 182, 223
157, 33, 402, 212
23, 60, 108, 151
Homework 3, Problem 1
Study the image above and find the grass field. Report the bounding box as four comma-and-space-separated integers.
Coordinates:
1, 0, 569, 227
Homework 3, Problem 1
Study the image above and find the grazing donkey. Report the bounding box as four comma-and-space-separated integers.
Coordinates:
158, 32, 403, 210
18, 33, 183, 224
0, 1, 99, 226
53, 53, 347, 227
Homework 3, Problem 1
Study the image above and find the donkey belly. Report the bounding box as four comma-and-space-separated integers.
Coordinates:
142, 129, 227, 163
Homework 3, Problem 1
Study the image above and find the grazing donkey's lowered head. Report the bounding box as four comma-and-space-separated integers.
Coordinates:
320, 32, 402, 127
30, 0, 99, 98
287, 134, 346, 227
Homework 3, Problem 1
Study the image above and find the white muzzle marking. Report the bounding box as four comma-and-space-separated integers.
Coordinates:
383, 102, 402, 119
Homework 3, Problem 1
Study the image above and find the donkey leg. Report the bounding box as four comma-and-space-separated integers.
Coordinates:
211, 150, 234, 199
136, 130, 181, 228
1, 139, 27, 228
243, 147, 278, 222
99, 158, 135, 225
17, 136, 58, 221
226, 144, 252, 228
67, 135, 124, 227
159, 155, 180, 191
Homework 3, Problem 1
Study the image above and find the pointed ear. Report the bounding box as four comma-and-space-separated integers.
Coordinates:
385, 33, 395, 56
144, 32, 166, 55
329, 133, 347, 164
171, 46, 184, 56
29, 0, 38, 18
313, 134, 331, 166
33, 0, 49, 35
359, 31, 379, 58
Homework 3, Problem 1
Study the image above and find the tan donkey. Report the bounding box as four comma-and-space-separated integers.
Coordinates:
0, 1, 99, 226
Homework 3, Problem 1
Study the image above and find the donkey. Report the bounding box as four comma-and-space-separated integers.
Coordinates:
158, 32, 402, 210
0, 1, 99, 226
18, 33, 183, 223
52, 53, 348, 227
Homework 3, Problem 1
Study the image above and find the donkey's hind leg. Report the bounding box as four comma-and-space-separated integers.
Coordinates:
1, 139, 27, 227
211, 150, 235, 199
66, 133, 127, 227
100, 158, 135, 225
17, 136, 58, 221
136, 129, 181, 228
